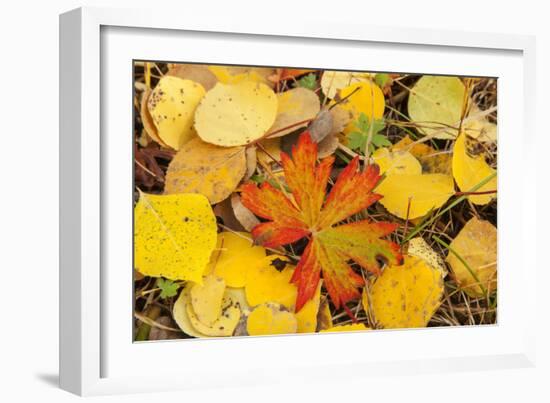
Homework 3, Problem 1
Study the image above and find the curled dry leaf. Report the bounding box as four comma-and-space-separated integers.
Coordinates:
134, 192, 217, 282
148, 316, 182, 341
147, 76, 206, 150
164, 137, 247, 204
244, 146, 258, 180
316, 297, 333, 331
167, 64, 218, 91
365, 255, 444, 329
268, 88, 321, 138
321, 71, 373, 99
246, 303, 298, 336
408, 76, 466, 140
317, 134, 339, 159
230, 193, 260, 232
452, 132, 497, 205
140, 88, 168, 147
207, 231, 267, 288
336, 81, 385, 135
446, 217, 497, 298
195, 81, 278, 146
320, 323, 370, 332
257, 137, 282, 166
309, 109, 334, 143
213, 197, 246, 232
393, 135, 452, 175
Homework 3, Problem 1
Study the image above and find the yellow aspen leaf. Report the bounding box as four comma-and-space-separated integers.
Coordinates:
195, 81, 278, 146
208, 66, 275, 87
408, 76, 466, 140
368, 255, 444, 329
190, 275, 226, 326
446, 217, 497, 298
376, 174, 454, 219
407, 237, 447, 276
392, 135, 452, 175
134, 192, 217, 283
147, 76, 206, 150
295, 282, 322, 333
452, 132, 497, 205
164, 137, 246, 204
268, 88, 321, 138
320, 323, 370, 332
246, 303, 297, 336
173, 284, 209, 338
372, 147, 422, 176
336, 81, 385, 135
186, 290, 242, 337
245, 255, 296, 309
321, 71, 373, 99
207, 232, 267, 288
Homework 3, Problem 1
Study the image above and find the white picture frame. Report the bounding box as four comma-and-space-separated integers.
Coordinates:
60, 6, 537, 396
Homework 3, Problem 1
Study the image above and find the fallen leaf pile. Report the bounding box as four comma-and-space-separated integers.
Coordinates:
133, 63, 498, 341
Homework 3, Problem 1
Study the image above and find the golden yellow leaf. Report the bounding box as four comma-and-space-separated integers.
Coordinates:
321, 71, 373, 99
164, 137, 246, 204
195, 81, 278, 146
268, 88, 321, 138
376, 174, 454, 219
392, 135, 452, 175
190, 274, 226, 326
173, 284, 209, 338
186, 290, 242, 337
245, 255, 296, 309
295, 282, 322, 333
446, 217, 497, 297
147, 76, 206, 150
320, 323, 370, 332
336, 81, 385, 135
368, 255, 444, 329
246, 303, 297, 336
208, 66, 275, 87
408, 75, 466, 140
452, 132, 497, 205
372, 147, 422, 176
134, 192, 217, 282
207, 232, 267, 288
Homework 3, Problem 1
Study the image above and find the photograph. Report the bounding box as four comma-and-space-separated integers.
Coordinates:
133, 62, 498, 341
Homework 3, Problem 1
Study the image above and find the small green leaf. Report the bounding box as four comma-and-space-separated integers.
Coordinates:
157, 278, 180, 299
296, 73, 317, 90
348, 113, 388, 154
374, 73, 390, 88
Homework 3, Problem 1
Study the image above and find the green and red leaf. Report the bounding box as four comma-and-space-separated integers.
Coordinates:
241, 131, 403, 312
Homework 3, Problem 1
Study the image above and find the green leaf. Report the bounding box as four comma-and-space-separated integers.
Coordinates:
348, 113, 388, 154
374, 73, 390, 88
157, 278, 180, 299
296, 73, 317, 90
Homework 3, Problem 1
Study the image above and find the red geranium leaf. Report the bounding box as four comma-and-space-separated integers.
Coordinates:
241, 131, 403, 311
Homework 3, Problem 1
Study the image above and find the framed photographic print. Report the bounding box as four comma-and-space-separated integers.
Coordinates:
60, 6, 537, 396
